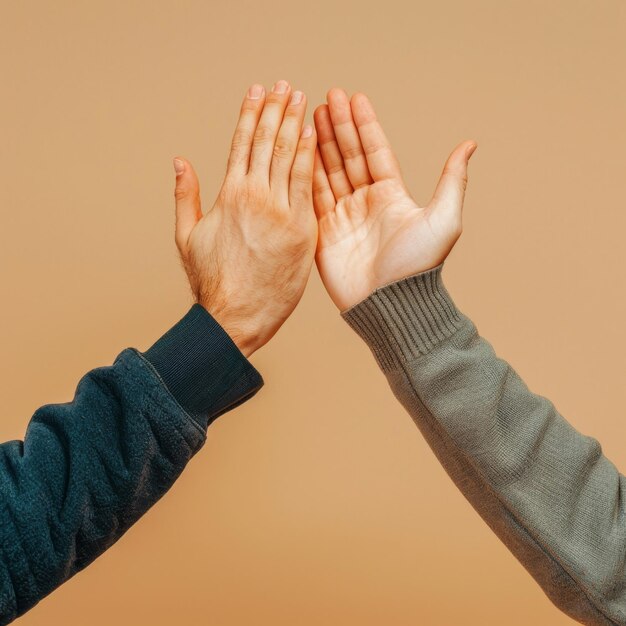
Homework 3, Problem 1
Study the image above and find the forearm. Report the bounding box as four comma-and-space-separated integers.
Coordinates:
343, 264, 626, 626
0, 304, 262, 623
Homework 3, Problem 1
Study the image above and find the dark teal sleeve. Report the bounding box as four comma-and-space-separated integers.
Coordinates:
0, 303, 263, 624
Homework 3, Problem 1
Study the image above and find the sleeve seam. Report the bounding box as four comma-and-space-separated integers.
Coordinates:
127, 349, 207, 437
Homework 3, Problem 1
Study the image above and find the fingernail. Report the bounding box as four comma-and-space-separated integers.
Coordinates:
301, 125, 313, 139
173, 158, 185, 175
272, 80, 289, 94
466, 142, 478, 158
290, 90, 303, 105
247, 84, 264, 100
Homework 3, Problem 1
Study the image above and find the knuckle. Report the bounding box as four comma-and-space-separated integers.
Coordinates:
230, 128, 252, 151
341, 145, 365, 160
254, 125, 275, 144
312, 186, 329, 201
363, 142, 387, 156
290, 166, 312, 185
312, 180, 331, 196
272, 139, 294, 161
353, 180, 370, 190
174, 186, 188, 201
326, 162, 346, 176
223, 178, 267, 206
281, 106, 300, 120
443, 166, 467, 190
265, 93, 286, 106
240, 99, 260, 113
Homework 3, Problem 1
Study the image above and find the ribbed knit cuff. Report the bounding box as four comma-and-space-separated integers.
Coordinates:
140, 303, 263, 429
341, 263, 466, 372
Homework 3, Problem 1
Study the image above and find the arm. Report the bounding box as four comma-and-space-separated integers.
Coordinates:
343, 263, 626, 626
0, 304, 263, 624
311, 88, 624, 624
0, 79, 318, 623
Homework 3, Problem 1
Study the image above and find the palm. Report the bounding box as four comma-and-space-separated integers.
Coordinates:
317, 179, 450, 309
312, 89, 475, 311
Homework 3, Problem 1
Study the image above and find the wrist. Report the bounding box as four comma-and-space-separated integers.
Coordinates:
215, 322, 259, 358
341, 262, 464, 371
141, 303, 264, 428
197, 301, 263, 358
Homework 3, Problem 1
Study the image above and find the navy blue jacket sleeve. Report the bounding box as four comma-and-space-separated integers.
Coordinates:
0, 303, 263, 624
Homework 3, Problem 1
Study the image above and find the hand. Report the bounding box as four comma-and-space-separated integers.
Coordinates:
173, 81, 318, 357
312, 88, 477, 311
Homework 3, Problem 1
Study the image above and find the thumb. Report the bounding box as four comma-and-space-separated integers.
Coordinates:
430, 140, 477, 221
173, 157, 202, 254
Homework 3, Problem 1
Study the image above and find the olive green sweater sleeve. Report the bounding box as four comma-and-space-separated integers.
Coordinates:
342, 263, 626, 626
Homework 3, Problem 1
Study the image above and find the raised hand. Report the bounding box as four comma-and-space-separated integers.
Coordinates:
312, 88, 476, 311
173, 81, 318, 356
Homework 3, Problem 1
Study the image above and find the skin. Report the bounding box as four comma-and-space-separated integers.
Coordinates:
173, 80, 318, 357
312, 88, 477, 311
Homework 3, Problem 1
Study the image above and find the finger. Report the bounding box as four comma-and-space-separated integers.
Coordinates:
249, 79, 292, 177
350, 92, 402, 182
173, 157, 202, 254
226, 84, 266, 177
312, 147, 335, 218
289, 124, 317, 210
227, 84, 267, 176
430, 140, 478, 220
327, 88, 373, 189
270, 90, 307, 196
313, 104, 353, 199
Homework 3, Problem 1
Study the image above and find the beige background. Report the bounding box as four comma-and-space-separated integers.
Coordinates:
0, 1, 625, 624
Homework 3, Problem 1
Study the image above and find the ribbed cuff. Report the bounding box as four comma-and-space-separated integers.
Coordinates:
140, 303, 264, 429
341, 263, 466, 372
